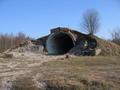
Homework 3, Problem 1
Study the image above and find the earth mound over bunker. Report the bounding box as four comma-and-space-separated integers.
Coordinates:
37, 27, 120, 56
38, 27, 98, 56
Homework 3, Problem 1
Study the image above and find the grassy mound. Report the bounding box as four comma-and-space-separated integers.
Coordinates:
91, 35, 120, 56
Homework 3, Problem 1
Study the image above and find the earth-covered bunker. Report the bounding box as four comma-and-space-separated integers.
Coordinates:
37, 27, 97, 56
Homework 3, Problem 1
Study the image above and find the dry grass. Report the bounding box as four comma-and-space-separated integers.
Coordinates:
91, 35, 120, 56
0, 55, 120, 90
35, 56, 120, 90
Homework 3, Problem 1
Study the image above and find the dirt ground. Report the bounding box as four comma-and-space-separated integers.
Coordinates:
0, 52, 67, 90
0, 52, 120, 90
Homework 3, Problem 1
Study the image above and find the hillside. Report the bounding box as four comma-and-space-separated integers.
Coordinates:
93, 35, 120, 56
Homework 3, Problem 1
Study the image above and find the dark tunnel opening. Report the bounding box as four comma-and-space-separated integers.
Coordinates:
46, 33, 75, 55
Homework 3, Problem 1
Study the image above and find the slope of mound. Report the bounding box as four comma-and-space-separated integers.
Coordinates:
10, 41, 44, 54
91, 35, 120, 56
1, 40, 44, 58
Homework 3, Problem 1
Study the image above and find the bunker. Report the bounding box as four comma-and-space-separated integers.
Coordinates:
37, 27, 97, 56
46, 32, 75, 54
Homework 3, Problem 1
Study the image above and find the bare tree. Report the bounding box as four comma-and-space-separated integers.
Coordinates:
81, 9, 100, 34
111, 28, 120, 45
0, 32, 32, 53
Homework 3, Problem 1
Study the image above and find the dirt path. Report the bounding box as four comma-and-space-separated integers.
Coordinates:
0, 52, 66, 90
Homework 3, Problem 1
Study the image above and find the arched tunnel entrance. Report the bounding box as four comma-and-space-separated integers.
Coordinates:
46, 32, 75, 55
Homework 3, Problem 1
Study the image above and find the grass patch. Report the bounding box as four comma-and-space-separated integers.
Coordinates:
11, 77, 38, 90
4, 56, 120, 90
91, 35, 120, 56
38, 56, 120, 90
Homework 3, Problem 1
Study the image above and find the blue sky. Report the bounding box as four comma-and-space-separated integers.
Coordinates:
0, 0, 120, 39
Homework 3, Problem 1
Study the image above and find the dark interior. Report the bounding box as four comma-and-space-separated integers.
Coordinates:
46, 33, 75, 54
